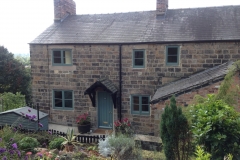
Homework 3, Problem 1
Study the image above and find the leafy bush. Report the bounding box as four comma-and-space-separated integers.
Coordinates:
191, 94, 240, 159
98, 134, 141, 159
19, 137, 39, 152
0, 126, 25, 145
195, 146, 211, 160
49, 137, 65, 150
160, 96, 192, 160
28, 131, 56, 147
0, 92, 25, 111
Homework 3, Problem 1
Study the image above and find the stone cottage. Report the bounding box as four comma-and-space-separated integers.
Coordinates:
30, 0, 240, 135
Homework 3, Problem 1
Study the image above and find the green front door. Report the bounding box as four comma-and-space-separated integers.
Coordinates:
98, 91, 113, 128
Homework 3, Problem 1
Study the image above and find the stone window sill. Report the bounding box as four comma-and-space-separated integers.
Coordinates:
49, 65, 76, 71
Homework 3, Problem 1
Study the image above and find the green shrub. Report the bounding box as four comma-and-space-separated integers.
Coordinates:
99, 133, 141, 159
0, 92, 25, 111
160, 96, 192, 160
19, 137, 39, 152
195, 146, 211, 160
0, 126, 25, 145
28, 131, 56, 147
49, 137, 65, 150
191, 94, 240, 159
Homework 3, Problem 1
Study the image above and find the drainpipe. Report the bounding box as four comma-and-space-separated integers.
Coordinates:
47, 45, 51, 120
119, 45, 122, 121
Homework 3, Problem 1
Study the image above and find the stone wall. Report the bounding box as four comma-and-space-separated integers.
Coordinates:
30, 41, 240, 135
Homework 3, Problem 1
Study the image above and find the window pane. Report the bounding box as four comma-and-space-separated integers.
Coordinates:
133, 104, 139, 111
63, 51, 71, 64
53, 51, 61, 57
55, 99, 62, 107
168, 56, 178, 63
64, 91, 72, 99
142, 97, 149, 105
133, 96, 139, 104
54, 91, 62, 99
142, 105, 149, 112
168, 48, 178, 56
135, 59, 144, 66
65, 100, 73, 108
54, 58, 61, 64
135, 51, 144, 58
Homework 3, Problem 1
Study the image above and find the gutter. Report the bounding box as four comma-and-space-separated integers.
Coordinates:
29, 39, 240, 45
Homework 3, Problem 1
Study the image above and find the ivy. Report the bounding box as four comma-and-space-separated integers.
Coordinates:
215, 60, 240, 106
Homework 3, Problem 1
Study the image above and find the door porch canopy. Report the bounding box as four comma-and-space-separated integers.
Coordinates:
84, 78, 118, 108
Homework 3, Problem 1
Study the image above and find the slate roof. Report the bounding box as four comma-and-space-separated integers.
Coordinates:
151, 61, 234, 104
31, 5, 240, 44
84, 78, 118, 95
0, 106, 48, 120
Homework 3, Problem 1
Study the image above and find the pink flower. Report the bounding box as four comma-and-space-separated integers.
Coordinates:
76, 112, 90, 125
26, 152, 32, 156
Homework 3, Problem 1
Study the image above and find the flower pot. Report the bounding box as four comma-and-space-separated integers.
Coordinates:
78, 123, 90, 133
65, 144, 74, 152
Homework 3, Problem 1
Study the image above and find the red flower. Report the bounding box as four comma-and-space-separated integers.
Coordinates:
76, 113, 90, 125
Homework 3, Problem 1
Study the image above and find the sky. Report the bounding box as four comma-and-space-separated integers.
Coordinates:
0, 0, 239, 55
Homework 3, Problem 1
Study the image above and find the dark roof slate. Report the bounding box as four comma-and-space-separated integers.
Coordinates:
151, 61, 234, 104
31, 5, 240, 44
84, 78, 118, 95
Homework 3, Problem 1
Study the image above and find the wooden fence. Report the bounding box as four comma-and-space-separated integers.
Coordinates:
0, 125, 106, 143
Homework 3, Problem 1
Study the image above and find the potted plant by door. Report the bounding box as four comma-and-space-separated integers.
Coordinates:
61, 128, 79, 152
76, 113, 91, 134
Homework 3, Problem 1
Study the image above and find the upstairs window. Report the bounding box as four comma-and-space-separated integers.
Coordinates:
131, 95, 150, 115
52, 50, 72, 66
166, 46, 179, 66
133, 50, 145, 68
53, 90, 73, 110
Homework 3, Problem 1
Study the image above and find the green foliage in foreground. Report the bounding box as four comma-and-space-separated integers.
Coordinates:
0, 92, 25, 112
49, 137, 65, 150
190, 94, 240, 159
160, 96, 191, 160
19, 137, 40, 152
195, 146, 211, 160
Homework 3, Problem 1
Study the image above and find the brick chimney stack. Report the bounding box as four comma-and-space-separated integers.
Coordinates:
54, 0, 76, 21
156, 0, 168, 15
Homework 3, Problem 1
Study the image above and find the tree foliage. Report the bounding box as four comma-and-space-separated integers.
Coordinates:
190, 94, 240, 159
160, 96, 191, 160
0, 46, 31, 103
0, 92, 25, 111
14, 55, 30, 66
